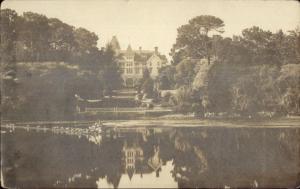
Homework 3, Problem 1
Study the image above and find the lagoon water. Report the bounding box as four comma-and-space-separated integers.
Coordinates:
1, 124, 300, 188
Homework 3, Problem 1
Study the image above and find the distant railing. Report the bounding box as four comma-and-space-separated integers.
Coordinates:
84, 107, 173, 113
85, 107, 148, 112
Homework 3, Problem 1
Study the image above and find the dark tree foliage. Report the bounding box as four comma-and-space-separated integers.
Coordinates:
157, 65, 176, 90
0, 9, 122, 121
98, 45, 122, 96
1, 9, 19, 118
165, 15, 300, 116
135, 68, 155, 97
170, 15, 225, 65
1, 9, 103, 65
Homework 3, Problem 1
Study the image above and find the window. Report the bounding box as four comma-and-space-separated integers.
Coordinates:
127, 56, 133, 60
126, 62, 133, 67
128, 151, 134, 157
126, 68, 133, 74
135, 68, 140, 74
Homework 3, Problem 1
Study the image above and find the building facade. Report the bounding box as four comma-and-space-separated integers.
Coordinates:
110, 36, 168, 87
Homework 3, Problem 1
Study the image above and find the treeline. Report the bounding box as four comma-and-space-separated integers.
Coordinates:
1, 9, 121, 121
2, 9, 99, 64
158, 15, 300, 117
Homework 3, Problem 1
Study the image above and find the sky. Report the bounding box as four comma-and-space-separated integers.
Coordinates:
3, 0, 300, 59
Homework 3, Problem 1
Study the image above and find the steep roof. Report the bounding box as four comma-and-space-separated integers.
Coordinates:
127, 167, 134, 180
114, 40, 168, 64
127, 45, 133, 52
134, 52, 153, 62
110, 36, 121, 50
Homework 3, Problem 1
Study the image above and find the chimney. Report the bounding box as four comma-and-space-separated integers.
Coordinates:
154, 46, 158, 54
139, 46, 142, 53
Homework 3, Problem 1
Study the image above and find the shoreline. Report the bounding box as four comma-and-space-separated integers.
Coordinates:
1, 116, 300, 128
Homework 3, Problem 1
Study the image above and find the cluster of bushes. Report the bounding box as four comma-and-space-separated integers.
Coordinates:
1, 63, 103, 121
135, 69, 157, 99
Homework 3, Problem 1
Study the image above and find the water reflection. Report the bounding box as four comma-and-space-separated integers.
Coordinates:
1, 125, 300, 188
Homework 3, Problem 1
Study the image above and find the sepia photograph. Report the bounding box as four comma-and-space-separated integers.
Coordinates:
1, 0, 300, 188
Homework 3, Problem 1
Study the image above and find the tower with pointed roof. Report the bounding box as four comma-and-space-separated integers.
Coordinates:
126, 45, 133, 52
110, 35, 121, 54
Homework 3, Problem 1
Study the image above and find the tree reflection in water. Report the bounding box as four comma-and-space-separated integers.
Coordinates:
1, 126, 300, 188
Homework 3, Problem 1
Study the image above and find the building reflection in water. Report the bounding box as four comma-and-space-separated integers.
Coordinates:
95, 126, 177, 188
1, 125, 299, 188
